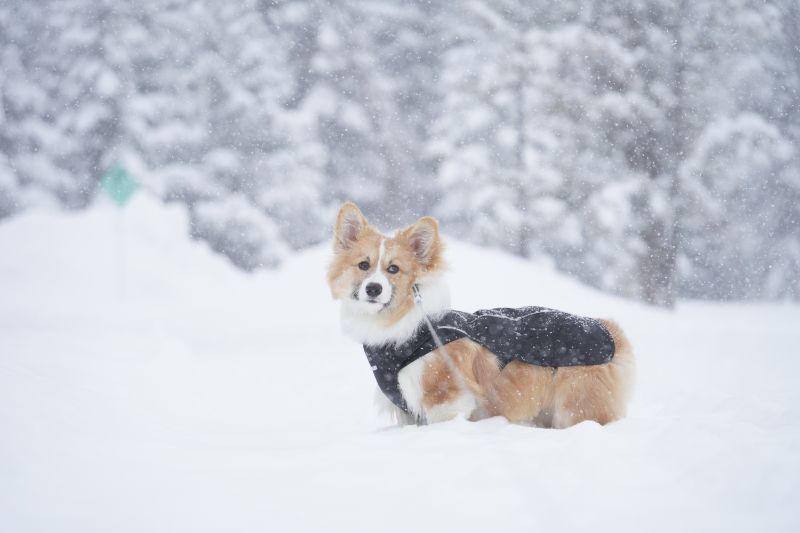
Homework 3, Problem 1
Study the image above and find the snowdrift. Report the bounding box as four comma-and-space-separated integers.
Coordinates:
1, 196, 798, 532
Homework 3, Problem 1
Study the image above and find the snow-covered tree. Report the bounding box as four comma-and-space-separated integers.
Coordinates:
432, 0, 799, 305
431, 1, 655, 298
0, 153, 17, 218
268, 0, 444, 228
191, 193, 289, 270
0, 0, 121, 209
680, 115, 797, 299
115, 0, 330, 259
0, 0, 797, 301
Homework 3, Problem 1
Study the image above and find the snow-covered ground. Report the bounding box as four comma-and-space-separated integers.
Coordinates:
1, 196, 798, 533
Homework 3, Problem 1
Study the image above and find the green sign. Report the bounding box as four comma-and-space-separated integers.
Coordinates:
101, 163, 138, 207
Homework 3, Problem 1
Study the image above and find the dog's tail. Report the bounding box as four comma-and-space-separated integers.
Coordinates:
599, 319, 636, 412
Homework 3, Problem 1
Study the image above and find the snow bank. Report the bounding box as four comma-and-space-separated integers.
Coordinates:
1, 195, 798, 532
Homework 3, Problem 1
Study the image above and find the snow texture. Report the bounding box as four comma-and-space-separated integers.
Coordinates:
1, 196, 798, 532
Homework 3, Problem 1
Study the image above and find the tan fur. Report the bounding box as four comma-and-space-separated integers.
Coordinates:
327, 203, 445, 328
427, 319, 635, 427
329, 202, 635, 428
476, 320, 635, 428
420, 338, 501, 411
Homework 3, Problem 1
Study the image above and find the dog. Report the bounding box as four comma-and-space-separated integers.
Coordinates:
327, 202, 635, 427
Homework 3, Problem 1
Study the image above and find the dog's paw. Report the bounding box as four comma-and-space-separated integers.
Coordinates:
424, 393, 477, 423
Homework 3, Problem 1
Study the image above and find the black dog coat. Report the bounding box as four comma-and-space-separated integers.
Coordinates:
363, 306, 615, 413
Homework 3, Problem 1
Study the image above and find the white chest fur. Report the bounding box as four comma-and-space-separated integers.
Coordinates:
343, 275, 475, 423
396, 356, 429, 416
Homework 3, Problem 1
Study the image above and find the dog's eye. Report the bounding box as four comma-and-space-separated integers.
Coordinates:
358, 261, 370, 271
387, 264, 399, 274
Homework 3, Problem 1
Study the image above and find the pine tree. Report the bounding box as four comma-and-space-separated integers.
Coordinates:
432, 1, 651, 297
272, 0, 444, 229
0, 0, 797, 299
0, 0, 121, 210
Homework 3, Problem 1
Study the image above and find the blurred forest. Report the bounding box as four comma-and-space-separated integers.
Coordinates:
1, 0, 798, 306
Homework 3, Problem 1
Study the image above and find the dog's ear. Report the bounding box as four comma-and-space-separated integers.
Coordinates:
334, 202, 368, 251
403, 216, 442, 268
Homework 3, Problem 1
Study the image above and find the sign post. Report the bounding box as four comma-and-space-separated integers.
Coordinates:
101, 163, 138, 298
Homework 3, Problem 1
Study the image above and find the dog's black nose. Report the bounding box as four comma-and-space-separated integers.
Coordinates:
365, 283, 383, 298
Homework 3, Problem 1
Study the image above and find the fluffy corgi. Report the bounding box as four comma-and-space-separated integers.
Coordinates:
327, 202, 635, 427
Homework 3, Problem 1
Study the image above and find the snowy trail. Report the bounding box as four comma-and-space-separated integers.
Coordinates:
1, 197, 799, 532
